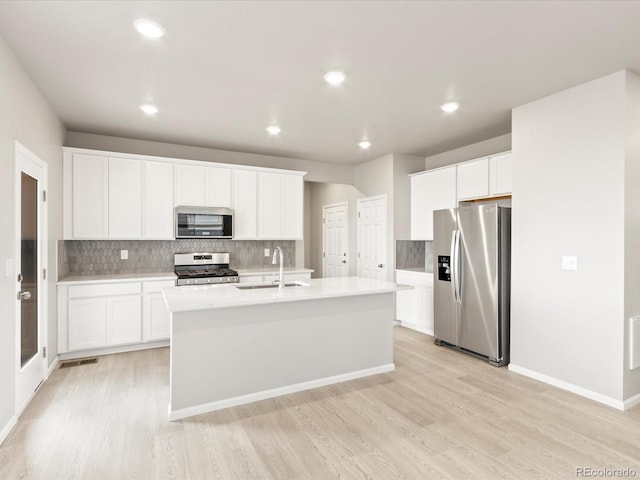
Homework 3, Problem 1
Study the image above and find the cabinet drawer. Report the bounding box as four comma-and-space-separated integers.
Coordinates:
143, 280, 176, 293
69, 282, 141, 299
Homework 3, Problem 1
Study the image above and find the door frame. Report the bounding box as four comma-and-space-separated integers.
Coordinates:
322, 201, 349, 277
356, 194, 387, 279
14, 141, 49, 415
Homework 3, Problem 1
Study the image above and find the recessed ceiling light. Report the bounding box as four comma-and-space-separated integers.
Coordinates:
140, 104, 159, 115
266, 125, 281, 135
323, 71, 346, 86
440, 102, 460, 113
133, 19, 165, 39
358, 140, 371, 150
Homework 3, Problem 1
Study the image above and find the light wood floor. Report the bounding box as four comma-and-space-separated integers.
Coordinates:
1, 327, 640, 479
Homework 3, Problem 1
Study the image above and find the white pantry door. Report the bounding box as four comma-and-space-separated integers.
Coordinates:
14, 141, 48, 416
322, 202, 348, 277
357, 195, 387, 280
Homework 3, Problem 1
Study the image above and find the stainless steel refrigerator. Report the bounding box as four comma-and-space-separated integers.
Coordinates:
433, 204, 511, 366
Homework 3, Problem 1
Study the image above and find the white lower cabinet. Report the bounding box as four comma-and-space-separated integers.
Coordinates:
395, 270, 434, 335
142, 280, 175, 342
61, 279, 174, 355
68, 297, 107, 351
106, 295, 142, 345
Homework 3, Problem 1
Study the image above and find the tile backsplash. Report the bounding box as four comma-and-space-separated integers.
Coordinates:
59, 240, 296, 278
395, 240, 433, 273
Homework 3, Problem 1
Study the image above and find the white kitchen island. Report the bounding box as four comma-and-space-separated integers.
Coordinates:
162, 277, 400, 421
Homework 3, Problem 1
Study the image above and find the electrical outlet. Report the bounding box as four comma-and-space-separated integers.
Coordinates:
561, 256, 578, 270
120, 250, 128, 260
264, 248, 270, 257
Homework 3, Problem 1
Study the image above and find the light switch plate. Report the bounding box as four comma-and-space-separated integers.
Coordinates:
264, 248, 270, 257
120, 250, 128, 260
561, 256, 578, 270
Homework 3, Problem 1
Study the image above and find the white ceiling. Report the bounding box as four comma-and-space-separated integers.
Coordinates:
1, 1, 640, 165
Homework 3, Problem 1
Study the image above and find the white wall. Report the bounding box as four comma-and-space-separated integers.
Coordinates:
511, 71, 627, 402
393, 154, 425, 240
307, 182, 363, 278
0, 36, 65, 433
623, 71, 640, 400
65, 131, 354, 185
425, 133, 512, 170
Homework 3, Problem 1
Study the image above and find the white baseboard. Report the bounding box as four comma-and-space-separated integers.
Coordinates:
169, 363, 395, 421
400, 321, 434, 336
59, 340, 169, 361
0, 415, 17, 446
624, 392, 640, 410
47, 356, 60, 378
509, 364, 625, 410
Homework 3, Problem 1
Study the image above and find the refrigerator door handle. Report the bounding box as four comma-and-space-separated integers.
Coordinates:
450, 230, 458, 303
453, 229, 462, 304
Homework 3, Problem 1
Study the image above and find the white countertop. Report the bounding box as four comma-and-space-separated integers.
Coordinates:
163, 276, 401, 313
57, 272, 176, 285
236, 267, 314, 276
395, 268, 433, 275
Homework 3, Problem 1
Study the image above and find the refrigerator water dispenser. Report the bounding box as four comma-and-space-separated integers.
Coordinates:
437, 255, 451, 281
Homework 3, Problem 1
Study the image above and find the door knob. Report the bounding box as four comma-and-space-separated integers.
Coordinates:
377, 264, 384, 268
342, 260, 347, 264
17, 291, 31, 301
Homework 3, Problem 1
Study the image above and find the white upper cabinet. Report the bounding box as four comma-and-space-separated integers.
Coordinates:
108, 157, 143, 239
432, 166, 457, 210
410, 172, 434, 240
143, 161, 174, 239
205, 167, 232, 208
175, 164, 232, 207
258, 172, 304, 240
457, 158, 489, 201
174, 164, 206, 206
489, 152, 513, 196
282, 174, 304, 239
258, 172, 283, 239
233, 169, 257, 239
410, 166, 456, 241
64, 148, 305, 240
72, 154, 109, 239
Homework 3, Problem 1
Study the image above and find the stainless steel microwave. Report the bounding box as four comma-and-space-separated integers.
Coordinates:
175, 206, 233, 239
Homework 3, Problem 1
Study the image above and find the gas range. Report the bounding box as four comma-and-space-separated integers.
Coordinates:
174, 252, 239, 286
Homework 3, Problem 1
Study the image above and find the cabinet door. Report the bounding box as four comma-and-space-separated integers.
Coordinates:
258, 172, 283, 239
205, 167, 232, 207
143, 293, 171, 341
68, 297, 107, 350
410, 172, 434, 240
106, 295, 142, 346
457, 158, 489, 201
143, 161, 174, 239
423, 285, 434, 334
433, 166, 457, 210
282, 174, 303, 239
233, 169, 257, 239
396, 288, 418, 323
72, 154, 109, 239
174, 164, 205, 206
108, 157, 142, 239
238, 274, 265, 284
489, 152, 513, 196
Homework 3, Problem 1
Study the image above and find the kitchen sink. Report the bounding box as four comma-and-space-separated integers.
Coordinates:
235, 282, 308, 290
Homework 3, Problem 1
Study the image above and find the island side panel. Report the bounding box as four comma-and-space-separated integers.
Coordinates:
169, 292, 394, 418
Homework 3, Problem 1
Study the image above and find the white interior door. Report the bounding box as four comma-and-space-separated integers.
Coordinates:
322, 202, 348, 278
357, 195, 387, 280
14, 141, 48, 415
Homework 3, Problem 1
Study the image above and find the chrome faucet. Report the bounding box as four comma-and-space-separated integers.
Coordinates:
272, 246, 284, 289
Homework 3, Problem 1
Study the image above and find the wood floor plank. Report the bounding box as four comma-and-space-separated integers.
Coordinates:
1, 326, 639, 479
